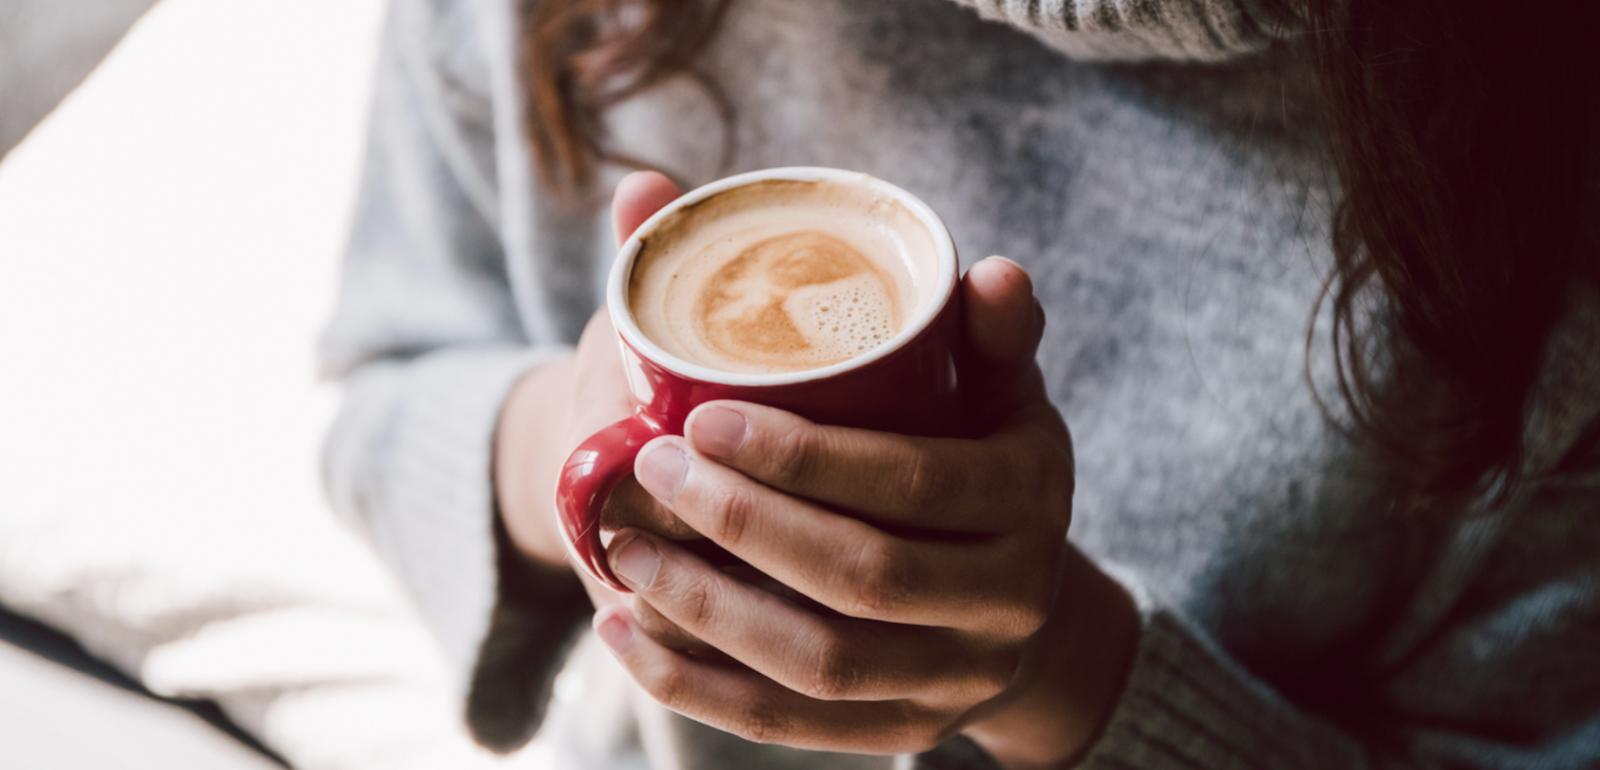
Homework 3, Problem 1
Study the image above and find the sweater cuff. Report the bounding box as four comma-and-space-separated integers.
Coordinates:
327, 343, 594, 753
326, 345, 562, 688
465, 511, 591, 752
1077, 596, 1350, 769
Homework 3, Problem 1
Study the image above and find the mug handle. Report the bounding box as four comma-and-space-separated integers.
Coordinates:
555, 410, 666, 592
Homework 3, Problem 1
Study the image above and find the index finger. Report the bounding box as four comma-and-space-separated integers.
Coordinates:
682, 401, 1071, 534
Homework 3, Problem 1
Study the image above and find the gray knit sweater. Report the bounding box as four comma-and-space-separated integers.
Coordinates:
320, 0, 1600, 767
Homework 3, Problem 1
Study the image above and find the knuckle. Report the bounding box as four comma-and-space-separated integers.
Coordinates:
845, 542, 914, 618
802, 631, 861, 701
1029, 433, 1076, 503
678, 574, 719, 629
764, 425, 818, 489
1001, 434, 1074, 532
704, 485, 757, 547
992, 551, 1056, 635
1005, 442, 1049, 500
633, 603, 681, 644
647, 659, 692, 710
733, 697, 787, 745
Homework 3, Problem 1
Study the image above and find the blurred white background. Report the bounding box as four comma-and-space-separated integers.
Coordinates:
0, 0, 160, 158
0, 1, 555, 767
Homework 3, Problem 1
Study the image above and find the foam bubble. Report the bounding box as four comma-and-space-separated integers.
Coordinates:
785, 274, 899, 364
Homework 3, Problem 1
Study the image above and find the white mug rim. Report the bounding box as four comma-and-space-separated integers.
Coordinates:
607, 167, 959, 387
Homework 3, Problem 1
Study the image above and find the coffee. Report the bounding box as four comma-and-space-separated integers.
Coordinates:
628, 179, 941, 374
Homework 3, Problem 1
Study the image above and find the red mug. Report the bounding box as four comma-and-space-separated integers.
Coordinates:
556, 167, 962, 592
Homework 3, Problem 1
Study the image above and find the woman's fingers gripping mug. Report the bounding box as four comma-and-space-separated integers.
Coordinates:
556, 167, 963, 592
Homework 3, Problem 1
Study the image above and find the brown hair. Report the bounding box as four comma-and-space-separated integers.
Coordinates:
1307, 0, 1595, 509
519, 0, 1597, 510
518, 0, 731, 206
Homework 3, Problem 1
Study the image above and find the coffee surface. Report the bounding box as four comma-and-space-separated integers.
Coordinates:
628, 179, 940, 374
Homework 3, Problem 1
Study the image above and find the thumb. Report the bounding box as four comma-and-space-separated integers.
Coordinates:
612, 171, 682, 246
962, 256, 1044, 368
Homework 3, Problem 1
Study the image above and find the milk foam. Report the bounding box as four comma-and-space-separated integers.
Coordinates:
787, 274, 899, 361
629, 179, 940, 374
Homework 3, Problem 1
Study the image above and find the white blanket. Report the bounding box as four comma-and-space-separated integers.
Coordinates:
0, 2, 549, 767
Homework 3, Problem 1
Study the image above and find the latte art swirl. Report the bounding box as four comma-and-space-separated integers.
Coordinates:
628, 178, 939, 374
694, 231, 902, 369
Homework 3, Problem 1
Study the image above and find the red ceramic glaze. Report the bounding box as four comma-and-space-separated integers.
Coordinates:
555, 167, 962, 592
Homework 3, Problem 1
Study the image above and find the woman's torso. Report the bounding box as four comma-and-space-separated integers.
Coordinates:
512, 0, 1600, 763
605, 0, 1399, 682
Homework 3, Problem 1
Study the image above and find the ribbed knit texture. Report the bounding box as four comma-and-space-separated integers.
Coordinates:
1083, 610, 1360, 769
945, 0, 1303, 61
322, 346, 558, 682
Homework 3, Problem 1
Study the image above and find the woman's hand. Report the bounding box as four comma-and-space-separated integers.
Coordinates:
592, 255, 1140, 766
495, 172, 703, 615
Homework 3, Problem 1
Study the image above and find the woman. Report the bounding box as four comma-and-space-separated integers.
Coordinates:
320, 0, 1600, 767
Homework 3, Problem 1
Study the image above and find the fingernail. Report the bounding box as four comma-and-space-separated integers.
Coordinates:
610, 533, 661, 589
989, 255, 1025, 273
691, 406, 748, 459
596, 608, 634, 655
637, 442, 688, 502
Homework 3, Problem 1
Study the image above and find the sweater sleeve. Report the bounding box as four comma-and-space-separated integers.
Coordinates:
946, 0, 1303, 62
1077, 606, 1371, 769
915, 523, 1600, 770
318, 0, 590, 750
1070, 306, 1600, 770
1072, 554, 1600, 770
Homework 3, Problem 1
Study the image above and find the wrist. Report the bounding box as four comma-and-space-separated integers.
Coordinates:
493, 354, 579, 570
963, 547, 1140, 769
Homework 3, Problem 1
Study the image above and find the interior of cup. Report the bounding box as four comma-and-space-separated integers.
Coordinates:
608, 167, 959, 387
